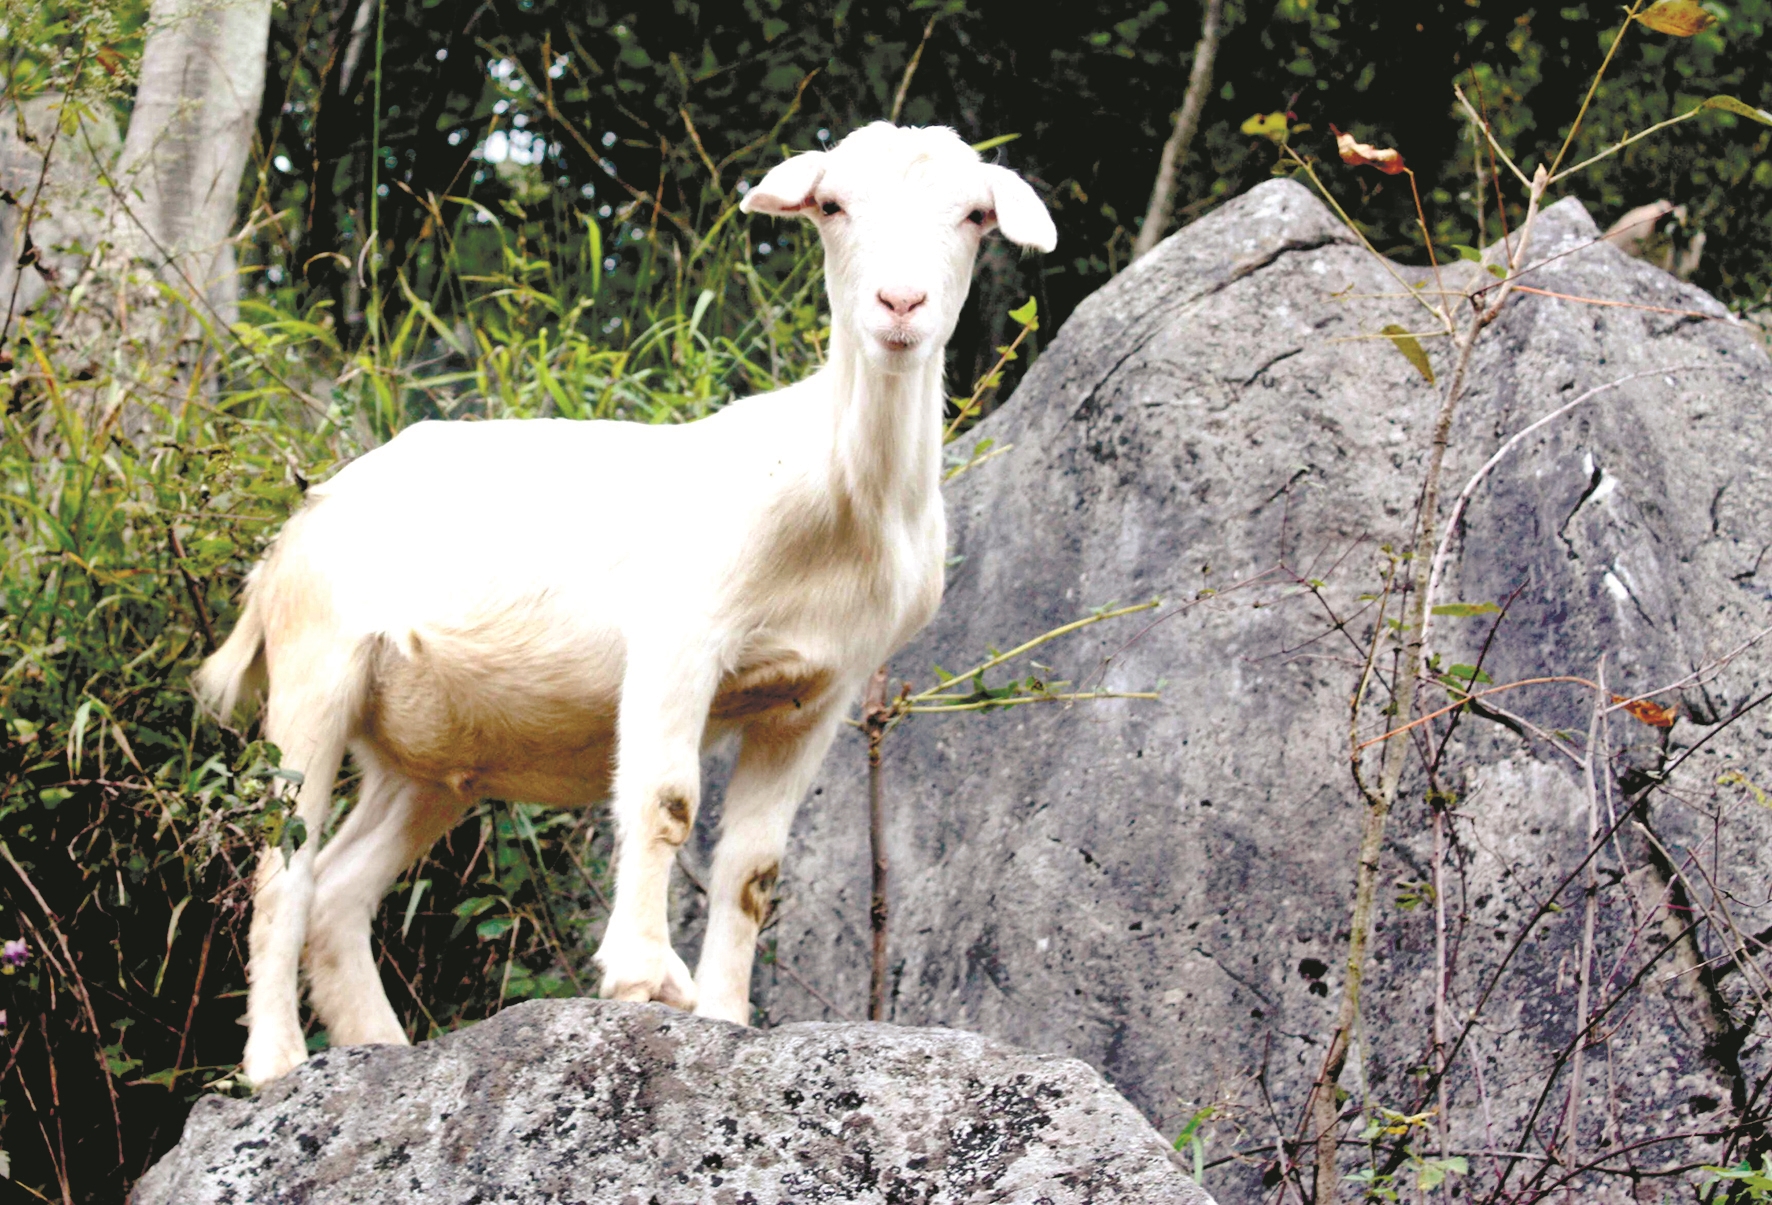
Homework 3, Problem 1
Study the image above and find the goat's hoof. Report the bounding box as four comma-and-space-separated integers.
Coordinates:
595, 937, 697, 1011
241, 1027, 308, 1089
692, 996, 753, 1026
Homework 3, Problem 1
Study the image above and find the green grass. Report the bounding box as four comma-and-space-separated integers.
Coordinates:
0, 178, 827, 1199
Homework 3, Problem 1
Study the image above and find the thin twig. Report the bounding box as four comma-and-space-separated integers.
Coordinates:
1508, 286, 1726, 320
1, 840, 124, 1161
1561, 660, 1606, 1169
772, 949, 855, 1021
863, 666, 891, 1022
888, 13, 942, 125
1546, 3, 1644, 179
1132, 0, 1226, 260
1423, 366, 1722, 628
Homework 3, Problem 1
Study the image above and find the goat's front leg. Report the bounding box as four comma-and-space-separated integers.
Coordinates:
694, 708, 844, 1025
595, 640, 720, 1010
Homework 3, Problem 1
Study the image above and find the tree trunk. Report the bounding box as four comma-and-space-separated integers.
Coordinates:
110, 0, 275, 330
1, 0, 272, 391
1131, 0, 1226, 262
0, 97, 122, 332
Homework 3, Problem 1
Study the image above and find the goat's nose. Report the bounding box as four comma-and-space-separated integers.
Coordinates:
876, 287, 928, 317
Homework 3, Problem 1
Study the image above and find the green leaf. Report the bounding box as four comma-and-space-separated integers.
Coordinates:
476, 916, 514, 941
1698, 95, 1772, 126
1637, 0, 1718, 35
1007, 295, 1039, 329
279, 816, 307, 857
1450, 244, 1508, 278
1380, 324, 1435, 385
1173, 1105, 1215, 1149
401, 878, 431, 940
1431, 601, 1501, 617
970, 133, 1021, 153
1415, 1156, 1467, 1191
395, 272, 468, 356
1444, 663, 1494, 685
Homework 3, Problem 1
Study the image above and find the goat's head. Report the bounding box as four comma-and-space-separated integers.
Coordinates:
741, 123, 1056, 372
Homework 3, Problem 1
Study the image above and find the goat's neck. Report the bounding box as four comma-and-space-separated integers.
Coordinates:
822, 329, 944, 527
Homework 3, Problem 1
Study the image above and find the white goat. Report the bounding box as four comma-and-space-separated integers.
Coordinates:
195, 122, 1056, 1086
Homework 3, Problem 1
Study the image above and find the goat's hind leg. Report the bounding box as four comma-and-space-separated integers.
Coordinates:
244, 684, 352, 1086
304, 757, 467, 1047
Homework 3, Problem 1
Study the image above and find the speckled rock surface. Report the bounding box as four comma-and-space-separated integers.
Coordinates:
740, 179, 1772, 1202
132, 999, 1215, 1204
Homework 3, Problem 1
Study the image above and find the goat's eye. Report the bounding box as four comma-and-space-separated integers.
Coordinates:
820, 200, 843, 217
967, 209, 989, 226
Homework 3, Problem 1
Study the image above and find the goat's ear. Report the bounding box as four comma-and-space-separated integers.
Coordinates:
742, 152, 828, 217
985, 165, 1057, 253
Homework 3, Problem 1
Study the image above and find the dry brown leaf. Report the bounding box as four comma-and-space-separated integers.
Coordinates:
1612, 694, 1679, 728
1638, 0, 1718, 36
1330, 125, 1407, 175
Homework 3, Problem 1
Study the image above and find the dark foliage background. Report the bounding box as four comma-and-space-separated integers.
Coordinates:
260, 0, 1770, 396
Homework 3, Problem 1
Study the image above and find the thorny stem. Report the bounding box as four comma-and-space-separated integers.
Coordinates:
1314, 313, 1476, 1203
1311, 152, 1550, 1205
1562, 660, 1607, 1170
862, 666, 891, 1022
1432, 796, 1450, 1169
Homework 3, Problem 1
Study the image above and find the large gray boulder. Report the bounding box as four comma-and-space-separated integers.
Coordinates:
133, 999, 1214, 1204
749, 179, 1772, 1201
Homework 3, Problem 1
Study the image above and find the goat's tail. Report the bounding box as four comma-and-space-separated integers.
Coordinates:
193, 574, 269, 723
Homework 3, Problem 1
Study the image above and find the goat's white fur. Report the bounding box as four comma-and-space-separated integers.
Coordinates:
194, 122, 1055, 1086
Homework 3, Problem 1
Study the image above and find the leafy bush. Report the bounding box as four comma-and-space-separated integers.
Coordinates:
0, 160, 824, 1195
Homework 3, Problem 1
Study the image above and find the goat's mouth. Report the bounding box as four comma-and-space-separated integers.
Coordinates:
872, 328, 923, 353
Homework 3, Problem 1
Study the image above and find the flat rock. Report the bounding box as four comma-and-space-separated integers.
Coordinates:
132, 999, 1215, 1204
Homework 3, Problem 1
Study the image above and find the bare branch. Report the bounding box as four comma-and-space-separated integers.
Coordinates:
1132, 0, 1226, 260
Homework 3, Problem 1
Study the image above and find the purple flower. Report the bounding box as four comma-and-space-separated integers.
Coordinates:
1, 938, 27, 968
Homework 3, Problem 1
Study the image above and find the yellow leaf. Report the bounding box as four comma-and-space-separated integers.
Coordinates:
1698, 95, 1772, 125
1638, 0, 1718, 36
1240, 112, 1290, 143
1380, 324, 1435, 384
